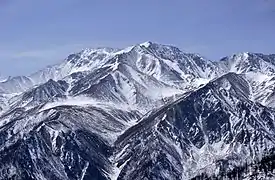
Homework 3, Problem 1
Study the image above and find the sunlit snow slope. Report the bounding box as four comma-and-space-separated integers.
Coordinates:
0, 42, 275, 179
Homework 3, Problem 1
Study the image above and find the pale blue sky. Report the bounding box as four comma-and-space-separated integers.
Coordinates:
0, 0, 274, 76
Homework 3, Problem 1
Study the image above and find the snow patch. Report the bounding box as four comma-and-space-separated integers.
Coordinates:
139, 41, 152, 48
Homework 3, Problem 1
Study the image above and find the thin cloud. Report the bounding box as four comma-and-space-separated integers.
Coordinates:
3, 40, 135, 60
12, 49, 56, 59
8, 43, 87, 60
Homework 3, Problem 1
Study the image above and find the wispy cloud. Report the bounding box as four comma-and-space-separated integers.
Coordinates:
0, 43, 89, 76
1, 40, 134, 61
3, 43, 87, 60
12, 49, 57, 59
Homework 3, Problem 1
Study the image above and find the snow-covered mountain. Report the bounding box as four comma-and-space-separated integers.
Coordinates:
114, 72, 275, 179
219, 52, 275, 107
0, 42, 275, 179
0, 42, 220, 113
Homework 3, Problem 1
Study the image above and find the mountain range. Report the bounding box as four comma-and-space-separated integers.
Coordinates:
0, 41, 275, 179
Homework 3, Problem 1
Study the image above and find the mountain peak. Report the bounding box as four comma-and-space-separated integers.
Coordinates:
80, 47, 120, 55
1, 42, 275, 179
219, 52, 275, 74
137, 41, 180, 51
139, 41, 153, 48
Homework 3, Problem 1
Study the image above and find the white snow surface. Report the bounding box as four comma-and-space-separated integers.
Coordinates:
40, 96, 138, 112
1, 42, 275, 179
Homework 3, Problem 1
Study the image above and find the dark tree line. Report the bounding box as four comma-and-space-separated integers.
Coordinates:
191, 148, 275, 180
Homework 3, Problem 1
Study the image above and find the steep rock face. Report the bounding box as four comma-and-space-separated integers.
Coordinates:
220, 53, 275, 107
114, 73, 275, 179
220, 52, 275, 74
0, 42, 275, 179
9, 79, 69, 109
192, 148, 275, 179
0, 76, 34, 94
63, 42, 220, 112
120, 42, 220, 87
68, 61, 175, 112
0, 95, 6, 112
0, 101, 141, 180
0, 42, 219, 104
0, 128, 112, 180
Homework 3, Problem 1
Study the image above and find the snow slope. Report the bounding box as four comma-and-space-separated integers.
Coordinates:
0, 42, 275, 179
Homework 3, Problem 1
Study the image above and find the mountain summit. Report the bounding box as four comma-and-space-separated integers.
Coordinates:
0, 42, 275, 179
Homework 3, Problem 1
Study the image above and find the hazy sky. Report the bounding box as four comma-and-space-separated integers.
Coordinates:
0, 0, 274, 76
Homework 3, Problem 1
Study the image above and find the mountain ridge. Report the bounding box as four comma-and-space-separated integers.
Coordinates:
0, 42, 275, 179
